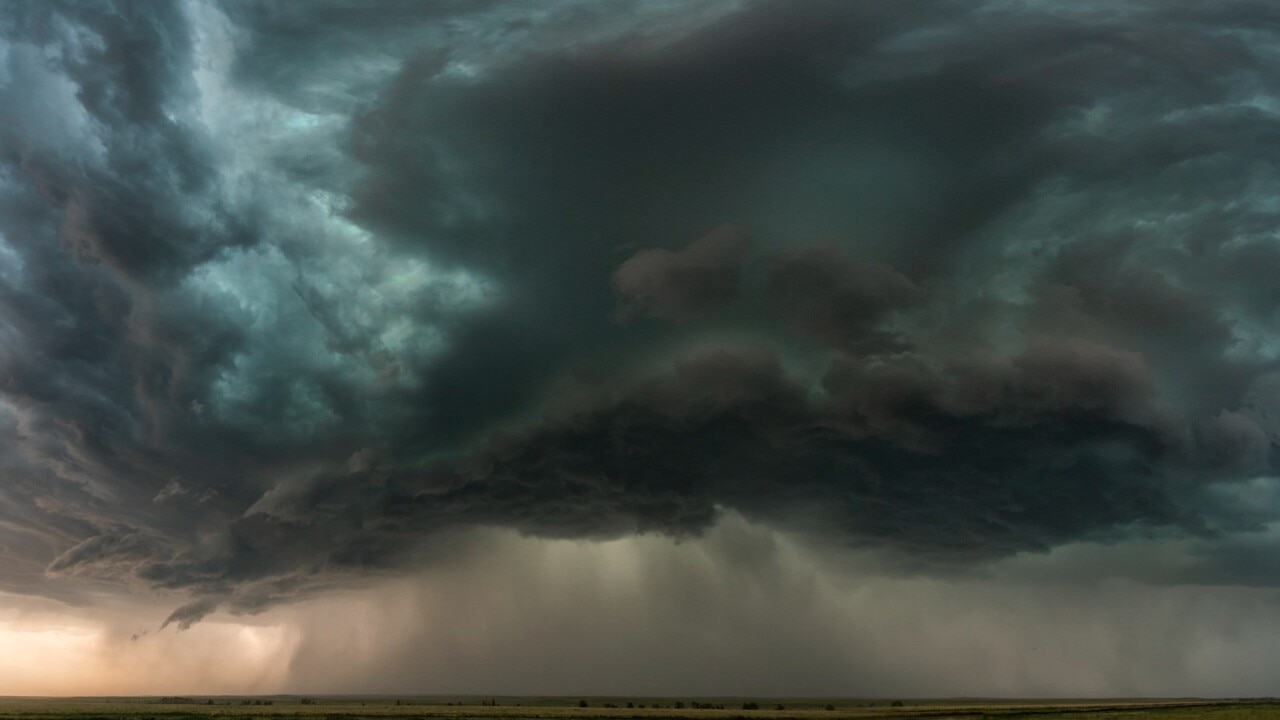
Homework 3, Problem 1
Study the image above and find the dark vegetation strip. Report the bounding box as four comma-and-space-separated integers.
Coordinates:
4, 700, 1280, 720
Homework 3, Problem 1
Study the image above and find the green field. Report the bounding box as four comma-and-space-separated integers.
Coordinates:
0, 698, 1276, 720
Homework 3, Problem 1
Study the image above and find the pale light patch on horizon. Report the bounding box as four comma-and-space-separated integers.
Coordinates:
0, 597, 297, 696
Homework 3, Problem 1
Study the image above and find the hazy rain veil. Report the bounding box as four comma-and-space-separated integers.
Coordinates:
3, 0, 1280, 695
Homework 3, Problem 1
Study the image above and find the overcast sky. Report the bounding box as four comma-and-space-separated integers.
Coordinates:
3, 0, 1280, 697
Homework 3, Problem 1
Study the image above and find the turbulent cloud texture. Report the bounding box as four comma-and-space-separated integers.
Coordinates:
2, 0, 1280, 659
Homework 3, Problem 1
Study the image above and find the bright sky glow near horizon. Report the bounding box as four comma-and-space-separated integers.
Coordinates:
3, 0, 1280, 697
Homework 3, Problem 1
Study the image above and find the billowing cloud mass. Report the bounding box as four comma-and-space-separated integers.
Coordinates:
3, 0, 1280, 695
614, 224, 750, 320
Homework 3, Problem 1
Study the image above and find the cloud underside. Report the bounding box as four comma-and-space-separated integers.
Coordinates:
1, 0, 1280, 625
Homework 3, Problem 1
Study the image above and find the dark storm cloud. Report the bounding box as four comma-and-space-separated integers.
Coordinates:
766, 246, 921, 351
613, 224, 750, 321
7, 1, 249, 282
420, 340, 1185, 562
217, 0, 505, 113
160, 596, 222, 631
2, 0, 1280, 625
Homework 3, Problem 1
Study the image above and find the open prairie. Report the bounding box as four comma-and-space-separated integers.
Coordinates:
0, 699, 1275, 720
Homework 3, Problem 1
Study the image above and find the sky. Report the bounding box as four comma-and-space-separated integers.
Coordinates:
2, 0, 1280, 698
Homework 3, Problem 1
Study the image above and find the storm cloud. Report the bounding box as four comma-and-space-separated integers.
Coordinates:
2, 0, 1280, 673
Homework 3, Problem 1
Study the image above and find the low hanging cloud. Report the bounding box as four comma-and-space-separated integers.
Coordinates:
0, 0, 1279, 639
614, 224, 750, 321
766, 246, 922, 350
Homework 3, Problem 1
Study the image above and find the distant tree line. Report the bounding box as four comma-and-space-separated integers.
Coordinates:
151, 697, 283, 706
574, 699, 817, 711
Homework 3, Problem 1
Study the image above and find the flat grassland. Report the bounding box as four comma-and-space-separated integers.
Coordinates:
0, 698, 1276, 720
